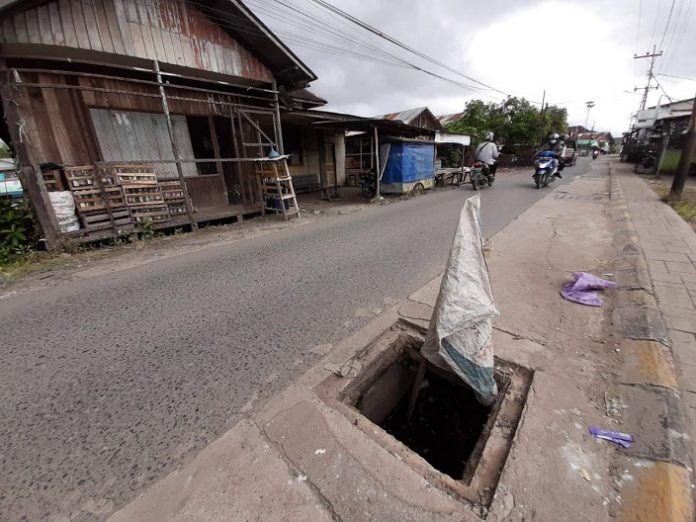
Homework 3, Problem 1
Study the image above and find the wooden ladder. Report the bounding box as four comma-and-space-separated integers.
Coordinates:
256, 158, 301, 220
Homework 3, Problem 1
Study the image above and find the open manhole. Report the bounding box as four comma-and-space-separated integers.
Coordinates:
317, 322, 533, 507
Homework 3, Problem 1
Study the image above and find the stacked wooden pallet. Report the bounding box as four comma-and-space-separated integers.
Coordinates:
113, 167, 170, 225
54, 165, 192, 235
159, 179, 188, 217
64, 166, 132, 233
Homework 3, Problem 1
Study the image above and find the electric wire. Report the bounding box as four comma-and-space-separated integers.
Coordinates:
658, 0, 677, 50
304, 0, 510, 96
183, 0, 500, 98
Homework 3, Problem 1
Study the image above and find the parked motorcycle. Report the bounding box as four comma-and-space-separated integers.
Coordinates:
470, 162, 494, 190
360, 170, 377, 199
633, 150, 656, 174
532, 151, 559, 189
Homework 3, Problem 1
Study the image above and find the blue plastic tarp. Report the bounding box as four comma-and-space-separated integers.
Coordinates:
382, 142, 435, 184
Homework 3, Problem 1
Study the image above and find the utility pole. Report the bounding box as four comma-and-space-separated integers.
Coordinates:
537, 90, 546, 146
669, 95, 696, 201
584, 101, 595, 130
633, 46, 663, 112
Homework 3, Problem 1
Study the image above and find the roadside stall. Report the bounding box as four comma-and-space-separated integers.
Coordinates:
434, 133, 471, 187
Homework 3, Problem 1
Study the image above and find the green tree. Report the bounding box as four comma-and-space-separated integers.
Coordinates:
445, 97, 568, 148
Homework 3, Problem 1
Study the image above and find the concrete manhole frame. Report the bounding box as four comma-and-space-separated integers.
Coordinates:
315, 320, 534, 509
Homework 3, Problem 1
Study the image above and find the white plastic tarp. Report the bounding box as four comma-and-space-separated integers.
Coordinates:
422, 194, 499, 405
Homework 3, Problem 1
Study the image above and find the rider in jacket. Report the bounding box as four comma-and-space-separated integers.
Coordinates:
538, 132, 564, 178
475, 131, 500, 178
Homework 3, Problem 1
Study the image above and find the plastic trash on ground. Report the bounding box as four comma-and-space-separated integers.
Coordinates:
589, 426, 634, 448
422, 195, 499, 406
561, 272, 616, 307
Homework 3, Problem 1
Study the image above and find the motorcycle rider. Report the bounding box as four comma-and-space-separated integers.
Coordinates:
538, 132, 564, 178
475, 131, 500, 178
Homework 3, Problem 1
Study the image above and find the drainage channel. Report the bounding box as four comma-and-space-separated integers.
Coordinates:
317, 321, 533, 509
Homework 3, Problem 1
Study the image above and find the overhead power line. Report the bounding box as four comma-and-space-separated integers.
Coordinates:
658, 0, 677, 50
305, 0, 510, 97
184, 0, 499, 98
656, 73, 696, 82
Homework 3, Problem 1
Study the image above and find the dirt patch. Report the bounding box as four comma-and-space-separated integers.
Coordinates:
0, 216, 311, 293
649, 180, 696, 232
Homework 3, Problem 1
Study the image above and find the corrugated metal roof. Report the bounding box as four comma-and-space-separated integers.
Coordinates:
0, 0, 317, 89
376, 107, 429, 124
0, 157, 16, 171
437, 112, 465, 126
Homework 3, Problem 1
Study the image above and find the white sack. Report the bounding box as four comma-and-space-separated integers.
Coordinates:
422, 194, 499, 405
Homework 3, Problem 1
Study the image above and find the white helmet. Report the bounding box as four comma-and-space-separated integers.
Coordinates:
484, 131, 495, 141
549, 132, 560, 144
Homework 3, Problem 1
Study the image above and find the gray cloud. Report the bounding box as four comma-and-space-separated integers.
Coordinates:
250, 0, 696, 134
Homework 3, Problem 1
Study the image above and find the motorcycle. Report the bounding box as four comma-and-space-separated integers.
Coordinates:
533, 151, 560, 189
470, 161, 495, 190
592, 149, 599, 160
360, 170, 377, 199
633, 150, 656, 174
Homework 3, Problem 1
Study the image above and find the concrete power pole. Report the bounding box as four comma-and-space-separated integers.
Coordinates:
669, 95, 696, 201
634, 46, 662, 112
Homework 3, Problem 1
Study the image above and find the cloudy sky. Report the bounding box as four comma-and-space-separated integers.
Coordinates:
247, 0, 696, 135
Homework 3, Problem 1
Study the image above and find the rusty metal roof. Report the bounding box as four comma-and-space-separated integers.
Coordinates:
376, 107, 429, 124
437, 112, 465, 126
0, 0, 317, 89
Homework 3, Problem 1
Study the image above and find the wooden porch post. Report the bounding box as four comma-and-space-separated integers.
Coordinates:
153, 60, 198, 231
0, 62, 60, 249
374, 125, 380, 199
272, 80, 284, 154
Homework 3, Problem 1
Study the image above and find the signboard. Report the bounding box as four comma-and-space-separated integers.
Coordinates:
0, 172, 23, 196
634, 107, 673, 129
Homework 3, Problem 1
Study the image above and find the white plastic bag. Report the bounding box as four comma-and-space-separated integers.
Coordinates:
422, 195, 499, 405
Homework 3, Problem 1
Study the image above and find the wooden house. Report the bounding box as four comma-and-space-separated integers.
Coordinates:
0, 0, 320, 246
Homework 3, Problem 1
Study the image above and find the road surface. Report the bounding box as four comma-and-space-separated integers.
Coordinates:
0, 159, 592, 520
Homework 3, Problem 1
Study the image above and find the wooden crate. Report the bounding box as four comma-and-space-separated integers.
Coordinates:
159, 180, 185, 202
65, 166, 114, 189
42, 169, 66, 191
131, 204, 170, 224
80, 208, 133, 232
110, 164, 158, 185
72, 186, 126, 212
166, 201, 188, 216
123, 185, 164, 206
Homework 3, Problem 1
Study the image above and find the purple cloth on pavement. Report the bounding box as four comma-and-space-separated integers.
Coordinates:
589, 426, 634, 448
561, 272, 616, 307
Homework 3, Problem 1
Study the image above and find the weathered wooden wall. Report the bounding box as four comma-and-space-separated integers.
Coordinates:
0, 0, 274, 82
15, 70, 240, 166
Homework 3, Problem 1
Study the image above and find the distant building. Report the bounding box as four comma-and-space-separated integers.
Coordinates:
438, 112, 466, 127
375, 107, 445, 132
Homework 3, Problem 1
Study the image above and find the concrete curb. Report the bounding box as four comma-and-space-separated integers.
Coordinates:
608, 165, 694, 521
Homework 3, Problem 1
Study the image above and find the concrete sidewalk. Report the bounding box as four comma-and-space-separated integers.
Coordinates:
109, 161, 693, 522
613, 162, 696, 494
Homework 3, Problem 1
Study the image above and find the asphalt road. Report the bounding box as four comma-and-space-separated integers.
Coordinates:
0, 158, 592, 520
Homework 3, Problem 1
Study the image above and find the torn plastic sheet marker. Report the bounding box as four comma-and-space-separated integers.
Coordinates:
561, 272, 616, 307
422, 195, 499, 406
589, 426, 635, 448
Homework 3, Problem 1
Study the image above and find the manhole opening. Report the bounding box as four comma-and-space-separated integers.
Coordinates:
351, 336, 507, 481
324, 325, 533, 506
368, 359, 490, 479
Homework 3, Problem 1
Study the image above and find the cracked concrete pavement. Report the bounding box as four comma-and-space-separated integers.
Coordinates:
110, 160, 642, 521
0, 161, 593, 520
